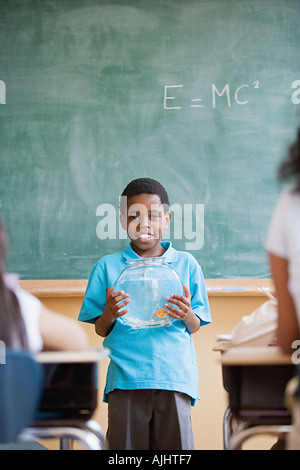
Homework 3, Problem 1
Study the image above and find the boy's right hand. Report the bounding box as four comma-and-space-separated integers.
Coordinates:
105, 286, 130, 319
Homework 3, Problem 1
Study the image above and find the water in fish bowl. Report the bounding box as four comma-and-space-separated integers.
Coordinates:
114, 259, 184, 328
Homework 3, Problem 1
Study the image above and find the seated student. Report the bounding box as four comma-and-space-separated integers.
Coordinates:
265, 129, 300, 354
266, 130, 300, 450
79, 178, 211, 450
266, 129, 300, 450
0, 216, 88, 352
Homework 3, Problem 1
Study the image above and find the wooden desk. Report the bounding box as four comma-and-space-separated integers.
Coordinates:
222, 346, 292, 366
219, 346, 296, 450
35, 348, 109, 363
21, 349, 109, 450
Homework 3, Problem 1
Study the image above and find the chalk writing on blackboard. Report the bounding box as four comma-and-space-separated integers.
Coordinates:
163, 82, 260, 110
292, 80, 300, 104
0, 81, 6, 104
164, 80, 300, 109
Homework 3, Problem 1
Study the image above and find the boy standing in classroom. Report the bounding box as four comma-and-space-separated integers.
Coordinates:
78, 178, 211, 450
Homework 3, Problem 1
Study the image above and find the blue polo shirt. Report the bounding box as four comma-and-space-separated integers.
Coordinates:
79, 242, 211, 404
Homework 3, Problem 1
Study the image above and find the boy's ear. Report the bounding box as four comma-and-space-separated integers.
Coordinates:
120, 213, 127, 231
163, 211, 171, 229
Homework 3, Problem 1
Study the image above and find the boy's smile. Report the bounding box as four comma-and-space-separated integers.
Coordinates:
120, 193, 171, 257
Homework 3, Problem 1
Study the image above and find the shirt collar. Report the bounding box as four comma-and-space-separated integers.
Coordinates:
122, 241, 178, 263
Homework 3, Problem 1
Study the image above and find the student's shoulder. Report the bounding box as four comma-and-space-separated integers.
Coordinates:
272, 184, 300, 222
279, 184, 300, 205
174, 246, 196, 260
93, 250, 125, 272
174, 248, 202, 269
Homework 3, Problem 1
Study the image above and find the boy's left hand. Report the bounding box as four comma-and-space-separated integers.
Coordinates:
165, 285, 193, 321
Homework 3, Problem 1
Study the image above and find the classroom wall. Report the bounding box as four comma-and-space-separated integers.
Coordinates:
21, 280, 278, 450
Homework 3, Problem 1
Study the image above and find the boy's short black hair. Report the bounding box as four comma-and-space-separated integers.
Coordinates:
120, 178, 169, 214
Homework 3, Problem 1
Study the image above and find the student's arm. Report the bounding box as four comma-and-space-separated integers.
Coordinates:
95, 287, 130, 337
269, 252, 300, 353
39, 305, 89, 351
165, 285, 201, 334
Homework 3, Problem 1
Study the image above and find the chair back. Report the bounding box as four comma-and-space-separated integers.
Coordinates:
0, 349, 43, 443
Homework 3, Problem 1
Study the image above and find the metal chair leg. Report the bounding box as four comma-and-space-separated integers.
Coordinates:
228, 424, 292, 450
223, 406, 233, 450
20, 425, 103, 450
83, 420, 106, 449
60, 437, 73, 450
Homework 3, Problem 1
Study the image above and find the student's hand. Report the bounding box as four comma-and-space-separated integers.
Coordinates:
95, 287, 130, 337
165, 285, 192, 321
165, 285, 200, 334
105, 286, 130, 319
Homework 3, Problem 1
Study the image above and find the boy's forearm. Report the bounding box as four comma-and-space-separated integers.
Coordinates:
95, 307, 115, 337
183, 310, 201, 334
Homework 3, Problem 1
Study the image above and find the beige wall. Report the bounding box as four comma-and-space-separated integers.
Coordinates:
22, 280, 277, 450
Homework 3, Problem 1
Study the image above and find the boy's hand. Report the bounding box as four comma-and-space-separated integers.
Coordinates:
165, 285, 200, 333
165, 285, 192, 320
95, 287, 130, 337
106, 286, 130, 319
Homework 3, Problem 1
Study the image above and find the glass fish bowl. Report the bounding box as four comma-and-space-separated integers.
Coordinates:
114, 257, 184, 328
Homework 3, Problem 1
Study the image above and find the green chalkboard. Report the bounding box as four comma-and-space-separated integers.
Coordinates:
0, 0, 300, 280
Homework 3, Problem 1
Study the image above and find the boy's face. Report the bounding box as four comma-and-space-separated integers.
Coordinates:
120, 193, 171, 257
